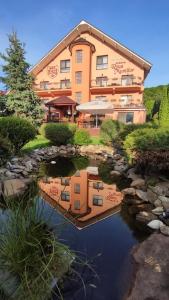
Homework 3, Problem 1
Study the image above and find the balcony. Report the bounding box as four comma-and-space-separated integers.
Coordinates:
90, 78, 143, 94
34, 82, 72, 97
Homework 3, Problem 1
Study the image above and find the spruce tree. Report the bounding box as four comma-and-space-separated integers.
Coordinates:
159, 85, 169, 127
0, 32, 43, 126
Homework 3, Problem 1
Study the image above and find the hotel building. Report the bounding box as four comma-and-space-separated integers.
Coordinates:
31, 21, 152, 126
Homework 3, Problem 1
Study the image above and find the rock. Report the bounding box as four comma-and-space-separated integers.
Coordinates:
136, 211, 157, 223
146, 188, 158, 204
3, 179, 28, 197
113, 154, 122, 160
123, 198, 143, 205
114, 164, 128, 173
152, 207, 164, 215
147, 220, 164, 230
127, 168, 142, 181
50, 161, 56, 164
110, 170, 121, 177
158, 196, 169, 210
5, 170, 16, 178
135, 190, 148, 202
154, 199, 162, 208
150, 182, 169, 196
122, 187, 136, 196
131, 178, 145, 188
127, 233, 169, 300
160, 224, 169, 236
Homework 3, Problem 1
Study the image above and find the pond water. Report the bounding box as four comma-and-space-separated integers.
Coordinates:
38, 156, 150, 300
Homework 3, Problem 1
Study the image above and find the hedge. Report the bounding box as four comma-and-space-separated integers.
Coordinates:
0, 116, 36, 152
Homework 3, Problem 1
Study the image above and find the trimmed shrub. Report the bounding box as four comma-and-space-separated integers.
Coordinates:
0, 116, 36, 152
68, 123, 77, 135
44, 123, 73, 145
124, 127, 169, 164
0, 135, 13, 155
119, 123, 157, 142
73, 129, 91, 145
100, 119, 124, 145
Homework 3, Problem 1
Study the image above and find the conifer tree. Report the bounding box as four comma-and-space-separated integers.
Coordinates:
0, 32, 43, 126
159, 85, 169, 127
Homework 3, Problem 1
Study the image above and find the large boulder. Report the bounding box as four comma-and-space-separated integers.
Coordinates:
127, 233, 169, 300
131, 178, 145, 189
3, 179, 28, 197
152, 207, 164, 215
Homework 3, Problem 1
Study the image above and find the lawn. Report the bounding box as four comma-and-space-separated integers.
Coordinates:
23, 134, 102, 153
22, 134, 51, 152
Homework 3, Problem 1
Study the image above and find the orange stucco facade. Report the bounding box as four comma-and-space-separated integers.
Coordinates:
31, 21, 152, 124
39, 169, 123, 228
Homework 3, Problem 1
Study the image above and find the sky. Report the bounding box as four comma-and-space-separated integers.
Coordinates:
0, 0, 169, 88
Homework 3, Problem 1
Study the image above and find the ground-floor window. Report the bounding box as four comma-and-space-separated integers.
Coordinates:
74, 200, 80, 210
118, 112, 134, 124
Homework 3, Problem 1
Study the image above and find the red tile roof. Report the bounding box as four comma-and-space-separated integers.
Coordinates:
45, 96, 76, 106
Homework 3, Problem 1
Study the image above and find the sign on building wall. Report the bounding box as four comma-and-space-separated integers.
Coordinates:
111, 60, 134, 75
47, 65, 58, 78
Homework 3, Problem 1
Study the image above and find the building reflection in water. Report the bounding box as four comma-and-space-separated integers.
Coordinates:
39, 166, 123, 229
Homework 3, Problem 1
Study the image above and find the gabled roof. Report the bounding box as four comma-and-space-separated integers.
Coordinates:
45, 96, 76, 106
31, 20, 152, 77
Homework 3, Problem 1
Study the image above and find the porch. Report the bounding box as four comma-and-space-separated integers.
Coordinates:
45, 96, 77, 123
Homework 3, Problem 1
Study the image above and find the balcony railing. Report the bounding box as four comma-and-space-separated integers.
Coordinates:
34, 82, 71, 91
91, 78, 143, 87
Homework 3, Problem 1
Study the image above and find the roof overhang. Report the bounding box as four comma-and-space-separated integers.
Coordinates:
30, 20, 152, 78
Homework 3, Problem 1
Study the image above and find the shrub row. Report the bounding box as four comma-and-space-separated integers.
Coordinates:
43, 123, 91, 146
124, 127, 169, 164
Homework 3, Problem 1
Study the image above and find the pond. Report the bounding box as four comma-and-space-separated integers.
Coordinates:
38, 156, 150, 300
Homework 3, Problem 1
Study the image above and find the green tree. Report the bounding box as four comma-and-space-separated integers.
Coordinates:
143, 85, 164, 120
0, 32, 43, 126
159, 85, 169, 127
0, 94, 7, 115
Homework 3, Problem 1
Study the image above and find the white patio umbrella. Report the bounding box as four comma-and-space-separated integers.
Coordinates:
76, 100, 114, 127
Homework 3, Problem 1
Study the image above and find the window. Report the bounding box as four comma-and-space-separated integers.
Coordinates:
75, 71, 82, 84
93, 195, 103, 206
74, 200, 80, 210
61, 191, 70, 201
60, 60, 70, 73
118, 112, 134, 124
61, 178, 70, 186
96, 55, 108, 69
95, 96, 107, 101
96, 77, 108, 87
121, 75, 133, 86
75, 92, 82, 104
75, 50, 83, 63
93, 182, 103, 190
40, 81, 49, 90
74, 183, 80, 194
60, 79, 70, 89
120, 95, 132, 105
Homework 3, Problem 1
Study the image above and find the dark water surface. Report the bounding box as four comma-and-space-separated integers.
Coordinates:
38, 156, 149, 300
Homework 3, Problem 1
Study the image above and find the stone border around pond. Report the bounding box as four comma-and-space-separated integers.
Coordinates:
0, 144, 128, 198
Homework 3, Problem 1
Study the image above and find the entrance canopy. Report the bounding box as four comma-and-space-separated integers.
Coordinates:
77, 100, 114, 128
45, 96, 76, 107
77, 100, 114, 114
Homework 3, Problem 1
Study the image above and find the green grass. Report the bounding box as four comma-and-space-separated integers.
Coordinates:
22, 135, 50, 152
90, 135, 103, 145
22, 134, 102, 153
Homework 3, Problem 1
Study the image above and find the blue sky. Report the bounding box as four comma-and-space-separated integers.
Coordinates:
0, 0, 169, 88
